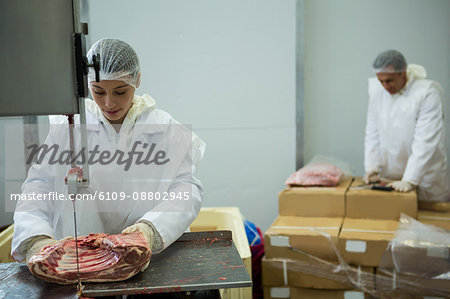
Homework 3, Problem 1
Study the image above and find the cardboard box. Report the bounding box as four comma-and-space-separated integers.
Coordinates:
338, 218, 398, 267
263, 287, 371, 299
262, 257, 346, 289
418, 210, 450, 231
279, 176, 353, 217
346, 177, 417, 220
262, 257, 363, 290
264, 216, 343, 261
189, 207, 251, 299
375, 228, 450, 281
418, 200, 450, 212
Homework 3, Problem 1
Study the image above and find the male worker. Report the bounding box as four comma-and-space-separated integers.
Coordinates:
364, 49, 449, 202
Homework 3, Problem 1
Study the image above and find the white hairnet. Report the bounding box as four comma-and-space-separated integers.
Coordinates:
372, 50, 407, 73
87, 38, 140, 88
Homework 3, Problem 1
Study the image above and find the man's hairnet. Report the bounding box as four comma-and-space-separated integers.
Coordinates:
372, 50, 407, 73
87, 38, 140, 88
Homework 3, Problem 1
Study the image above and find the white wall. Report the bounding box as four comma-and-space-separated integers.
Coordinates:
87, 0, 297, 231
304, 0, 450, 176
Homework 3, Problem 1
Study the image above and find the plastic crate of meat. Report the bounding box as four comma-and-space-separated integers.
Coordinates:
285, 162, 344, 187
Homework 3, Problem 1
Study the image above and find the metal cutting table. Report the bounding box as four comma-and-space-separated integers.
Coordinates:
0, 231, 252, 298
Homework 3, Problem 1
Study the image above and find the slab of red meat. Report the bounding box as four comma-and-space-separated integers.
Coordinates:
27, 232, 151, 284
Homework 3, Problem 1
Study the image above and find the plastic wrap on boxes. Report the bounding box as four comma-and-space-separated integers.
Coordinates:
263, 220, 450, 297
379, 214, 449, 279
262, 256, 373, 290
263, 287, 371, 299
263, 227, 376, 293
265, 216, 343, 261
375, 214, 450, 297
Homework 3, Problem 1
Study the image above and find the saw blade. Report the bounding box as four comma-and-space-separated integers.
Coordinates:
72, 199, 82, 291
67, 114, 82, 291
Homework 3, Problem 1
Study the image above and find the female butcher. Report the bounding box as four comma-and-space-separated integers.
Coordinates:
11, 38, 205, 270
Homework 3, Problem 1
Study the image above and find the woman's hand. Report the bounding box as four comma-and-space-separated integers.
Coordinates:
25, 235, 73, 263
122, 223, 154, 271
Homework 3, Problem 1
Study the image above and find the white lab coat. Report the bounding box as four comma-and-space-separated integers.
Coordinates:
12, 94, 205, 261
364, 65, 449, 201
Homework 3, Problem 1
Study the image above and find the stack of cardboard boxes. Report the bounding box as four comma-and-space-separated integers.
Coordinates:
343, 177, 419, 297
262, 176, 425, 299
340, 177, 417, 270
346, 180, 450, 298
263, 176, 367, 298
